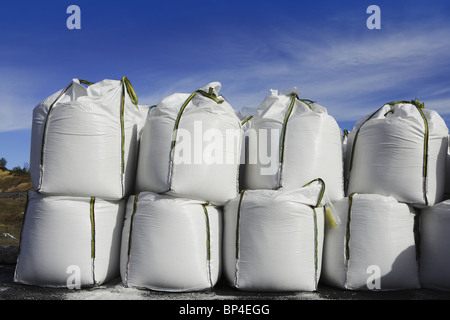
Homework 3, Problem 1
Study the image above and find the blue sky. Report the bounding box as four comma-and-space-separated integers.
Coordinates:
1, 0, 449, 169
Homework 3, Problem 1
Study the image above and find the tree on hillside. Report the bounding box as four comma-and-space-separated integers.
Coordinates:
0, 157, 6, 167
11, 163, 30, 176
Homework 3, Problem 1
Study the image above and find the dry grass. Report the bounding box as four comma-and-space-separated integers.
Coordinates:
0, 169, 32, 193
0, 197, 26, 246
0, 168, 31, 247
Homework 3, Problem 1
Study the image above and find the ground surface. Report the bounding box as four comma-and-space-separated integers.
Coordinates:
1, 263, 450, 301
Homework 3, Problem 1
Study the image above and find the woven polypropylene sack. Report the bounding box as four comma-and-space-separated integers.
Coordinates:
223, 180, 326, 292
346, 101, 448, 207
120, 192, 222, 292
322, 193, 420, 291
14, 191, 125, 288
30, 78, 148, 200
244, 89, 344, 202
135, 82, 242, 206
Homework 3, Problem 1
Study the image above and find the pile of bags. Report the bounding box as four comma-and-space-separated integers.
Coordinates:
14, 80, 450, 293
327, 99, 450, 291
122, 82, 242, 291
15, 77, 148, 287
222, 88, 345, 292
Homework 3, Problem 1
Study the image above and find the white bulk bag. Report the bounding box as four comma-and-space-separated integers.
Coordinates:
346, 100, 448, 207
322, 193, 420, 291
244, 89, 344, 202
135, 82, 242, 206
223, 179, 326, 292
120, 192, 222, 292
14, 191, 125, 288
420, 200, 450, 290
30, 77, 147, 200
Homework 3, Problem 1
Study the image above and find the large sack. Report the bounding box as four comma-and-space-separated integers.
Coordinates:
223, 179, 326, 292
120, 192, 222, 292
14, 191, 125, 288
244, 89, 344, 202
346, 100, 448, 207
30, 77, 147, 200
322, 193, 420, 291
420, 200, 450, 290
135, 82, 242, 205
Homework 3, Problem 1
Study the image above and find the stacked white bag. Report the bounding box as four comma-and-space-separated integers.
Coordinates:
30, 77, 148, 200
15, 77, 147, 288
122, 82, 240, 292
223, 179, 326, 292
244, 88, 344, 202
120, 192, 222, 292
15, 191, 125, 287
419, 200, 450, 290
338, 100, 448, 289
346, 100, 448, 207
135, 82, 242, 206
322, 193, 420, 291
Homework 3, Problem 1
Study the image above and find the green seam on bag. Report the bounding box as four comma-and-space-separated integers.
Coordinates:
348, 99, 429, 204
122, 77, 139, 106
39, 82, 74, 168
202, 203, 211, 261
241, 115, 253, 126
302, 178, 326, 207
170, 88, 225, 163
79, 79, 95, 86
127, 193, 140, 257
120, 77, 139, 175
415, 106, 429, 179
345, 193, 357, 261
279, 95, 296, 164
313, 207, 319, 285
279, 96, 315, 164
298, 98, 314, 110
347, 107, 382, 173
235, 190, 246, 260
90, 197, 96, 260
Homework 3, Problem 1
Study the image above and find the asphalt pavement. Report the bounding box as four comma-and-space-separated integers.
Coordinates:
2, 263, 450, 301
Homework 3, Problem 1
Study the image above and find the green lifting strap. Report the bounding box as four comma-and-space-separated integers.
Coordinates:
39, 81, 75, 168
347, 100, 429, 204
345, 192, 357, 262
79, 79, 95, 86
235, 189, 246, 261
302, 178, 326, 208
90, 197, 96, 260
127, 193, 140, 257
119, 77, 139, 174
279, 95, 314, 164
201, 203, 212, 262
169, 88, 225, 163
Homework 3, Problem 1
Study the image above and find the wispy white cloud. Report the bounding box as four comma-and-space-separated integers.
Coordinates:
3, 20, 450, 133
0, 69, 42, 133
199, 24, 450, 123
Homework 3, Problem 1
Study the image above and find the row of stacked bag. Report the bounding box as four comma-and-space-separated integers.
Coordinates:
13, 78, 450, 292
